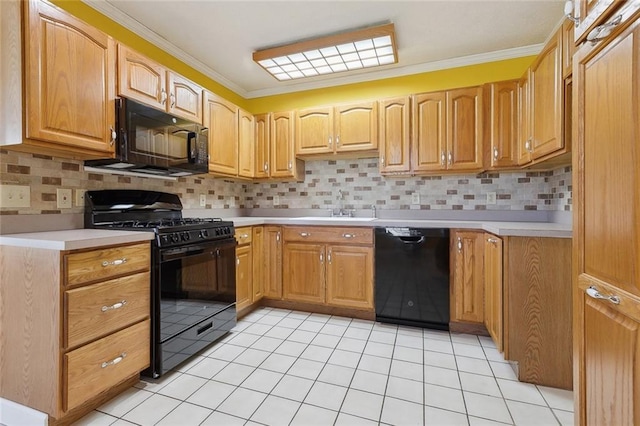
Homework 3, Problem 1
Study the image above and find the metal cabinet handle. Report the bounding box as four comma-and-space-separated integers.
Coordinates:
328, 136, 332, 148
102, 352, 126, 368
276, 232, 280, 242
170, 93, 176, 108
457, 237, 462, 252
587, 15, 622, 45
241, 234, 249, 238
264, 162, 269, 172
586, 286, 620, 305
102, 300, 127, 312
300, 232, 311, 237
342, 233, 355, 238
109, 126, 117, 146
320, 252, 324, 263
380, 156, 385, 166
487, 238, 498, 244
328, 250, 332, 263
102, 258, 127, 267
525, 138, 532, 152
441, 151, 446, 166
493, 147, 499, 160
288, 161, 293, 170
160, 88, 167, 105
336, 136, 340, 146
448, 151, 453, 165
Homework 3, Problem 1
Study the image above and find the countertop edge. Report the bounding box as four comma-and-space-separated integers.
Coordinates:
0, 230, 155, 250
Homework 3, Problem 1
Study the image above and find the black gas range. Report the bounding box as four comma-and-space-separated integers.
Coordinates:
85, 190, 237, 378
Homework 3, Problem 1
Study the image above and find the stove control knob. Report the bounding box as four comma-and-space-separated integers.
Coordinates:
199, 229, 209, 239
171, 233, 180, 243
182, 232, 190, 241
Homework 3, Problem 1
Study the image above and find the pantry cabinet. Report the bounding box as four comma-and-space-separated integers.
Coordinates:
573, 4, 640, 424
22, 0, 117, 158
283, 226, 374, 310
0, 241, 151, 425
379, 96, 411, 174
295, 101, 378, 157
204, 91, 239, 177
117, 44, 202, 123
450, 230, 484, 325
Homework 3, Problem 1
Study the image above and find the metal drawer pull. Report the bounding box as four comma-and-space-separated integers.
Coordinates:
328, 250, 332, 263
586, 286, 620, 305
336, 136, 340, 146
587, 15, 622, 45
457, 237, 462, 252
101, 352, 126, 368
101, 300, 127, 312
276, 232, 280, 242
440, 151, 446, 166
300, 232, 311, 237
487, 238, 498, 244
241, 234, 249, 238
493, 147, 499, 160
342, 233, 355, 238
328, 136, 332, 147
448, 151, 453, 165
102, 258, 127, 267
320, 253, 324, 263
109, 126, 117, 146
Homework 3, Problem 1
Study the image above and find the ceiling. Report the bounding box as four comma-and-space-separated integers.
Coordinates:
83, 1, 566, 99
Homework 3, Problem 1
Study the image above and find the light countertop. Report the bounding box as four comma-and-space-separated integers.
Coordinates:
0, 229, 154, 250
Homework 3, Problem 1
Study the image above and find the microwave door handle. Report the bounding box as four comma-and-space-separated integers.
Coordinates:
187, 131, 196, 163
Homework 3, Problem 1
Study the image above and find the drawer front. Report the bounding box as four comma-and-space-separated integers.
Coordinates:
65, 271, 150, 349
235, 227, 253, 245
66, 243, 150, 287
65, 319, 150, 412
284, 226, 373, 245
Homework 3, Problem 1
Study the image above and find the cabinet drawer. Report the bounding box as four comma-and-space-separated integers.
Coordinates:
64, 319, 150, 411
284, 226, 373, 245
66, 243, 150, 287
235, 227, 252, 245
65, 272, 150, 348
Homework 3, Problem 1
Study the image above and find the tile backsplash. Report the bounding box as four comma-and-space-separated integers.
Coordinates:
0, 150, 572, 215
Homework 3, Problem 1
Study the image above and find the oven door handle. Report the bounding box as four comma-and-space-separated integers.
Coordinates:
160, 246, 213, 262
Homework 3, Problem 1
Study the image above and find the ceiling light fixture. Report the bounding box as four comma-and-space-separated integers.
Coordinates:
253, 23, 398, 81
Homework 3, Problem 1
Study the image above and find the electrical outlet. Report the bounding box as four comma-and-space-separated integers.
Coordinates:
200, 194, 206, 207
75, 189, 87, 207
0, 184, 31, 208
229, 196, 236, 207
487, 192, 497, 204
57, 188, 72, 209
273, 195, 280, 206
411, 192, 420, 205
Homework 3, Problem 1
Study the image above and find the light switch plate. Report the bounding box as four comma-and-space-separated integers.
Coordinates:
57, 188, 72, 209
273, 195, 280, 206
75, 189, 87, 207
411, 192, 420, 205
200, 194, 206, 207
487, 192, 497, 204
0, 184, 31, 208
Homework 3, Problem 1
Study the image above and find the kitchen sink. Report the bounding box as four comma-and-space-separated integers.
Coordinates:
290, 216, 376, 221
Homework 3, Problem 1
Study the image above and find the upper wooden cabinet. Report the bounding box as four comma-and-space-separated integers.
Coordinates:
379, 96, 411, 174
238, 109, 255, 179
450, 230, 484, 325
295, 101, 378, 157
254, 113, 271, 179
517, 70, 532, 166
117, 44, 202, 123
562, 19, 575, 79
412, 92, 446, 173
271, 111, 304, 180
22, 0, 116, 158
485, 81, 519, 169
573, 0, 628, 43
204, 91, 239, 177
446, 87, 484, 171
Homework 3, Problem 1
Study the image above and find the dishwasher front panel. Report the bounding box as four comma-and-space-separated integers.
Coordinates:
374, 227, 450, 330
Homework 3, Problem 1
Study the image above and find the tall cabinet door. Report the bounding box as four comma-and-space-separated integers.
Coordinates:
574, 10, 640, 426
379, 96, 410, 174
254, 114, 271, 179
451, 230, 484, 324
270, 111, 296, 178
487, 81, 518, 169
204, 91, 238, 176
283, 243, 325, 304
446, 86, 483, 171
24, 0, 116, 155
238, 109, 255, 178
484, 234, 503, 352
325, 245, 373, 310
263, 226, 283, 299
412, 92, 446, 172
236, 244, 252, 312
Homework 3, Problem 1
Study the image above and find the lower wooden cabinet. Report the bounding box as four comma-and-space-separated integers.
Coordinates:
0, 241, 151, 424
450, 230, 485, 325
263, 226, 283, 299
484, 234, 503, 352
251, 227, 264, 302
283, 226, 374, 311
235, 227, 253, 312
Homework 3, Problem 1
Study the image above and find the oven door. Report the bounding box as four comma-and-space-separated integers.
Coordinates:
156, 238, 236, 343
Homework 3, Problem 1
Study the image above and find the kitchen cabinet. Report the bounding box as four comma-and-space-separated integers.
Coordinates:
117, 44, 202, 123
271, 111, 305, 180
204, 91, 239, 177
263, 226, 283, 299
21, 0, 116, 158
238, 109, 255, 178
516, 70, 532, 165
0, 241, 150, 425
485, 81, 519, 169
295, 101, 378, 157
574, 0, 621, 43
283, 226, 374, 310
251, 226, 264, 302
573, 4, 640, 424
235, 227, 253, 312
411, 92, 445, 172
450, 230, 484, 326
484, 234, 503, 352
379, 96, 411, 174
254, 113, 271, 179
446, 86, 484, 171
562, 19, 575, 79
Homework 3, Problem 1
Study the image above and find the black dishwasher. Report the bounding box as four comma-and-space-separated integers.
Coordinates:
375, 228, 450, 330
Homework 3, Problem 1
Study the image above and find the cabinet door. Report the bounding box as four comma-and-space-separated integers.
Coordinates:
446, 86, 483, 171
575, 0, 619, 43
254, 113, 270, 179
484, 234, 503, 352
487, 81, 518, 169
24, 0, 116, 155
204, 91, 238, 176
238, 109, 255, 178
574, 13, 640, 425
251, 227, 264, 303
326, 245, 373, 310
562, 19, 575, 79
236, 244, 252, 312
517, 71, 533, 165
379, 96, 410, 173
283, 243, 325, 304
270, 111, 297, 178
412, 92, 446, 172
117, 44, 165, 110
530, 29, 563, 160
334, 101, 378, 153
296, 107, 333, 155
263, 226, 283, 299
167, 72, 202, 123
451, 231, 484, 324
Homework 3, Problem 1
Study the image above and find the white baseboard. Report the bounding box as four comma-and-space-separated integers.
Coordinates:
0, 399, 48, 426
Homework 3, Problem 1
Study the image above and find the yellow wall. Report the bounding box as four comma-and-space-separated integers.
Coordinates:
52, 0, 535, 115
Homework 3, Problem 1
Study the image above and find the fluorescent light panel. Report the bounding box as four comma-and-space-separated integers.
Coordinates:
253, 23, 397, 81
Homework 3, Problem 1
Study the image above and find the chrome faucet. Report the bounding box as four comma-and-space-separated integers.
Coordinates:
332, 189, 352, 217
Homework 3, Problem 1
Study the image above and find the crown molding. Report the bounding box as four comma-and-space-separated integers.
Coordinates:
82, 0, 543, 100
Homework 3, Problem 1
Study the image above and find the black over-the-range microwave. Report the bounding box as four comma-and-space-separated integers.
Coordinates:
85, 98, 209, 177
